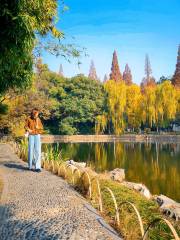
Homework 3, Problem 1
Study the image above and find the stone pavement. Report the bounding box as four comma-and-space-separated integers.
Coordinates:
0, 144, 122, 240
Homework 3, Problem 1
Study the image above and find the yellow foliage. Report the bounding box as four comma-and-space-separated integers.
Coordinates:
95, 114, 108, 134
104, 80, 126, 134
156, 81, 177, 125
142, 85, 156, 127
126, 84, 142, 129
0, 95, 27, 136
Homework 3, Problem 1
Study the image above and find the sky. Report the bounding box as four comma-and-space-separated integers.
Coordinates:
43, 0, 180, 84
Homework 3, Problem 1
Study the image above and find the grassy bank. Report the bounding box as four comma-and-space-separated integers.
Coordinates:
99, 180, 179, 239
12, 140, 180, 240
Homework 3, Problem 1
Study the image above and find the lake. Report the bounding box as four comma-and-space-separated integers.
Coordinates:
43, 142, 180, 201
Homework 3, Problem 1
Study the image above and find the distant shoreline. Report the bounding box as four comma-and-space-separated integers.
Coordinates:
41, 134, 180, 143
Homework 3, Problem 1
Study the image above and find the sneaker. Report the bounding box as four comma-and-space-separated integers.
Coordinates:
35, 169, 41, 173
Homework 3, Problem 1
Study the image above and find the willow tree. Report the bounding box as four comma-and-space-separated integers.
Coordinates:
95, 115, 108, 134
126, 84, 142, 130
141, 85, 156, 128
155, 81, 177, 130
104, 80, 126, 134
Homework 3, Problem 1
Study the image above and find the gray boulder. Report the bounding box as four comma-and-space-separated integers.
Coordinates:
109, 168, 125, 182
122, 182, 152, 199
155, 195, 180, 221
66, 159, 86, 168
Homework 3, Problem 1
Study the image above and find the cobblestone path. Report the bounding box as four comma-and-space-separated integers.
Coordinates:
0, 144, 121, 240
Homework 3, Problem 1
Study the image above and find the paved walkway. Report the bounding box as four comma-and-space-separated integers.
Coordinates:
0, 144, 121, 240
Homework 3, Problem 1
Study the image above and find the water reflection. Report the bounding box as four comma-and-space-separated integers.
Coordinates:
43, 142, 180, 201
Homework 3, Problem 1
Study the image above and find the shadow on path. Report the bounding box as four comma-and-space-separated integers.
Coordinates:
4, 163, 29, 171
84, 203, 120, 237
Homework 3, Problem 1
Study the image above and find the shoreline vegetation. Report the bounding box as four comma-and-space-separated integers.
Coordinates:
1, 58, 180, 138
11, 139, 180, 240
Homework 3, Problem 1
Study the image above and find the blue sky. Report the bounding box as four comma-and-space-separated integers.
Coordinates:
43, 0, 180, 84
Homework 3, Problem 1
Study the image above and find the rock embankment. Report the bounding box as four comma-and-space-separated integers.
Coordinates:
66, 161, 180, 222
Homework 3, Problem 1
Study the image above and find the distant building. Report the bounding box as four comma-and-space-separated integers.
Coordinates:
88, 60, 98, 80
59, 64, 64, 77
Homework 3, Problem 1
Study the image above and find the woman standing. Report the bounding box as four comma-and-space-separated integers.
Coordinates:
24, 108, 43, 172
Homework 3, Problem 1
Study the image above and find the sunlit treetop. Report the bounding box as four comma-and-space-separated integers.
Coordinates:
0, 0, 78, 96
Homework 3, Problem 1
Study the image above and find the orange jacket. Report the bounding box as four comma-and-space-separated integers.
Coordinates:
24, 117, 43, 135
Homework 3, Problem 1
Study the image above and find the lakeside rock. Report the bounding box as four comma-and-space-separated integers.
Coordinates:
63, 163, 180, 222
108, 168, 125, 182
121, 181, 152, 199
101, 168, 151, 199
66, 159, 87, 168
154, 195, 180, 221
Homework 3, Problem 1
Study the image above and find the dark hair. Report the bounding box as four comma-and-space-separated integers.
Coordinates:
30, 108, 39, 119
32, 108, 39, 112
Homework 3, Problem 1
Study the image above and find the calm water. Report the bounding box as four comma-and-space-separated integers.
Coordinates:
43, 142, 180, 201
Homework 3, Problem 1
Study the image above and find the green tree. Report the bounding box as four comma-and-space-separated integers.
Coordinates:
0, 0, 63, 97
0, 60, 61, 136
52, 74, 106, 135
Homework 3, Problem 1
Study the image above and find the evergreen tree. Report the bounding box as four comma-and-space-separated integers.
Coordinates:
123, 64, 133, 85
103, 74, 108, 83
141, 54, 156, 90
59, 64, 64, 77
172, 45, 180, 88
109, 50, 123, 82
88, 60, 98, 80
